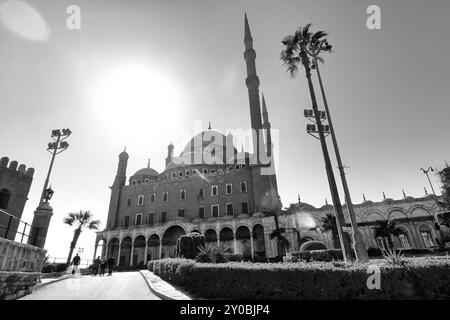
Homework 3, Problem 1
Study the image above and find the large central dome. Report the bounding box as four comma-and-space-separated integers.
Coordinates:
180, 130, 237, 156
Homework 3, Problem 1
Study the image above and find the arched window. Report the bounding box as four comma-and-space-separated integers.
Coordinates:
0, 188, 11, 209
180, 190, 186, 201
226, 183, 232, 195
398, 234, 411, 249
419, 225, 434, 248
211, 185, 218, 196
163, 192, 168, 202
150, 194, 156, 204
137, 195, 144, 206
127, 198, 132, 207
240, 181, 247, 193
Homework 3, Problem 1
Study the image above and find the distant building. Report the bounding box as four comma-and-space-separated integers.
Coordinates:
0, 156, 34, 240
284, 194, 444, 252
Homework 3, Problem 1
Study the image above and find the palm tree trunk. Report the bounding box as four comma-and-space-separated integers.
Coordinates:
273, 212, 285, 257
302, 61, 351, 261
332, 229, 341, 249
66, 227, 82, 265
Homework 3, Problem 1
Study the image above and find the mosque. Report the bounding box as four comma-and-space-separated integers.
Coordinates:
93, 16, 444, 266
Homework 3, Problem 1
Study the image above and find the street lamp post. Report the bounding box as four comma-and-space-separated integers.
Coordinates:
420, 167, 437, 197
29, 129, 71, 248
38, 129, 71, 207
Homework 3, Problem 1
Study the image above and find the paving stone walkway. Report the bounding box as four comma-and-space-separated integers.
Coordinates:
20, 271, 161, 300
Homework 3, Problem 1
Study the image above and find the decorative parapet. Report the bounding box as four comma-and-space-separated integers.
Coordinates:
0, 156, 34, 178
0, 237, 46, 272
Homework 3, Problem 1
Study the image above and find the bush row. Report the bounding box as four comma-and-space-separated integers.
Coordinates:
148, 257, 450, 299
285, 249, 343, 262
42, 263, 68, 273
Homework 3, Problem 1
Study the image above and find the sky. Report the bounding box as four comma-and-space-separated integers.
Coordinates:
1, 0, 449, 262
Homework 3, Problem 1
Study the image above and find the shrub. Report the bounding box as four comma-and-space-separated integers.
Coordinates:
367, 247, 382, 257
149, 258, 450, 299
224, 253, 244, 262
286, 249, 343, 262
42, 264, 56, 273
176, 232, 206, 259
55, 263, 68, 272
300, 241, 327, 252
196, 243, 214, 263
213, 242, 231, 263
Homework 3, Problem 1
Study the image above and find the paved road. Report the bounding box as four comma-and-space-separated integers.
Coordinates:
20, 271, 161, 300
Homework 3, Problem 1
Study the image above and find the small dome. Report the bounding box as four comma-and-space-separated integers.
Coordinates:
361, 200, 374, 205
320, 204, 333, 210
132, 168, 159, 177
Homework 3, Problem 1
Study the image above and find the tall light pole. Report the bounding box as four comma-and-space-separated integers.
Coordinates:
420, 167, 437, 197
29, 129, 71, 248
38, 129, 71, 207
307, 43, 369, 262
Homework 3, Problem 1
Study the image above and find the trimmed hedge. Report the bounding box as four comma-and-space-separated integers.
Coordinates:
42, 263, 68, 273
300, 241, 327, 252
285, 249, 343, 262
148, 257, 450, 299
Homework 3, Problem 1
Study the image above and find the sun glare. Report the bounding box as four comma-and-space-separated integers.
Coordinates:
93, 62, 185, 144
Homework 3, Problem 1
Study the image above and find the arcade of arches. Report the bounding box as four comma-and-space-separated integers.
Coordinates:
94, 224, 268, 267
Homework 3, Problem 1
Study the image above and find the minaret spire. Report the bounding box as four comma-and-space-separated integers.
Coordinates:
244, 13, 263, 159
261, 92, 272, 157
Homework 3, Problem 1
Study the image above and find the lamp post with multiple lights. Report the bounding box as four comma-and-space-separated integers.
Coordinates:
38, 129, 71, 207
420, 167, 437, 198
29, 129, 71, 248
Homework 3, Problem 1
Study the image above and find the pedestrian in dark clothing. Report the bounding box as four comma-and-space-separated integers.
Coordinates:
100, 258, 107, 276
107, 256, 115, 275
93, 256, 101, 276
71, 254, 81, 275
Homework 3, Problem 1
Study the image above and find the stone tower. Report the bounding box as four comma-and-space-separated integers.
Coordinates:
0, 156, 34, 240
244, 14, 263, 159
106, 150, 128, 228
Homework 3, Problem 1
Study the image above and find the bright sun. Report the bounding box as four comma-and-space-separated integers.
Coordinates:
93, 62, 185, 144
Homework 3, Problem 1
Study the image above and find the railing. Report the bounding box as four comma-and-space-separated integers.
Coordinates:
0, 209, 38, 245
47, 257, 93, 268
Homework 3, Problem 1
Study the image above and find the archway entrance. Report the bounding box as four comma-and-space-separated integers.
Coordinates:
162, 225, 185, 258
120, 237, 132, 266
219, 227, 234, 252
205, 229, 218, 247
107, 238, 119, 262
236, 226, 251, 258
252, 224, 266, 260
147, 234, 160, 261
133, 236, 146, 266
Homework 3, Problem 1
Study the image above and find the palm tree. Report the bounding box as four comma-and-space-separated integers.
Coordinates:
320, 213, 341, 249
63, 210, 100, 265
280, 24, 351, 261
372, 220, 403, 251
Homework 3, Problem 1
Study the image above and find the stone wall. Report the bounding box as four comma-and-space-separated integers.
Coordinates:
0, 237, 46, 300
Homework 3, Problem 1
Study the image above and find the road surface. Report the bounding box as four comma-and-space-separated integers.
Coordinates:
20, 271, 161, 300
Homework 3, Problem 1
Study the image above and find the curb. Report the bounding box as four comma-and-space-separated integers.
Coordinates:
33, 275, 70, 291
139, 270, 192, 300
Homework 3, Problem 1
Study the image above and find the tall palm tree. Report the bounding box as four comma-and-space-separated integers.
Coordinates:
372, 220, 403, 251
63, 210, 100, 264
320, 213, 341, 249
280, 24, 351, 261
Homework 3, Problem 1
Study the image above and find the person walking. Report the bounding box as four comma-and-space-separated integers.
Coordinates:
71, 253, 81, 275
107, 255, 115, 276
93, 256, 101, 276
100, 258, 107, 276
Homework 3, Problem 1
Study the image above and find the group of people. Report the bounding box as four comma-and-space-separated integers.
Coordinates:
92, 256, 115, 276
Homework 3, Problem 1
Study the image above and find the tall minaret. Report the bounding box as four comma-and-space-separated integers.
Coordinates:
261, 92, 272, 157
165, 142, 174, 167
244, 13, 263, 157
107, 149, 128, 229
